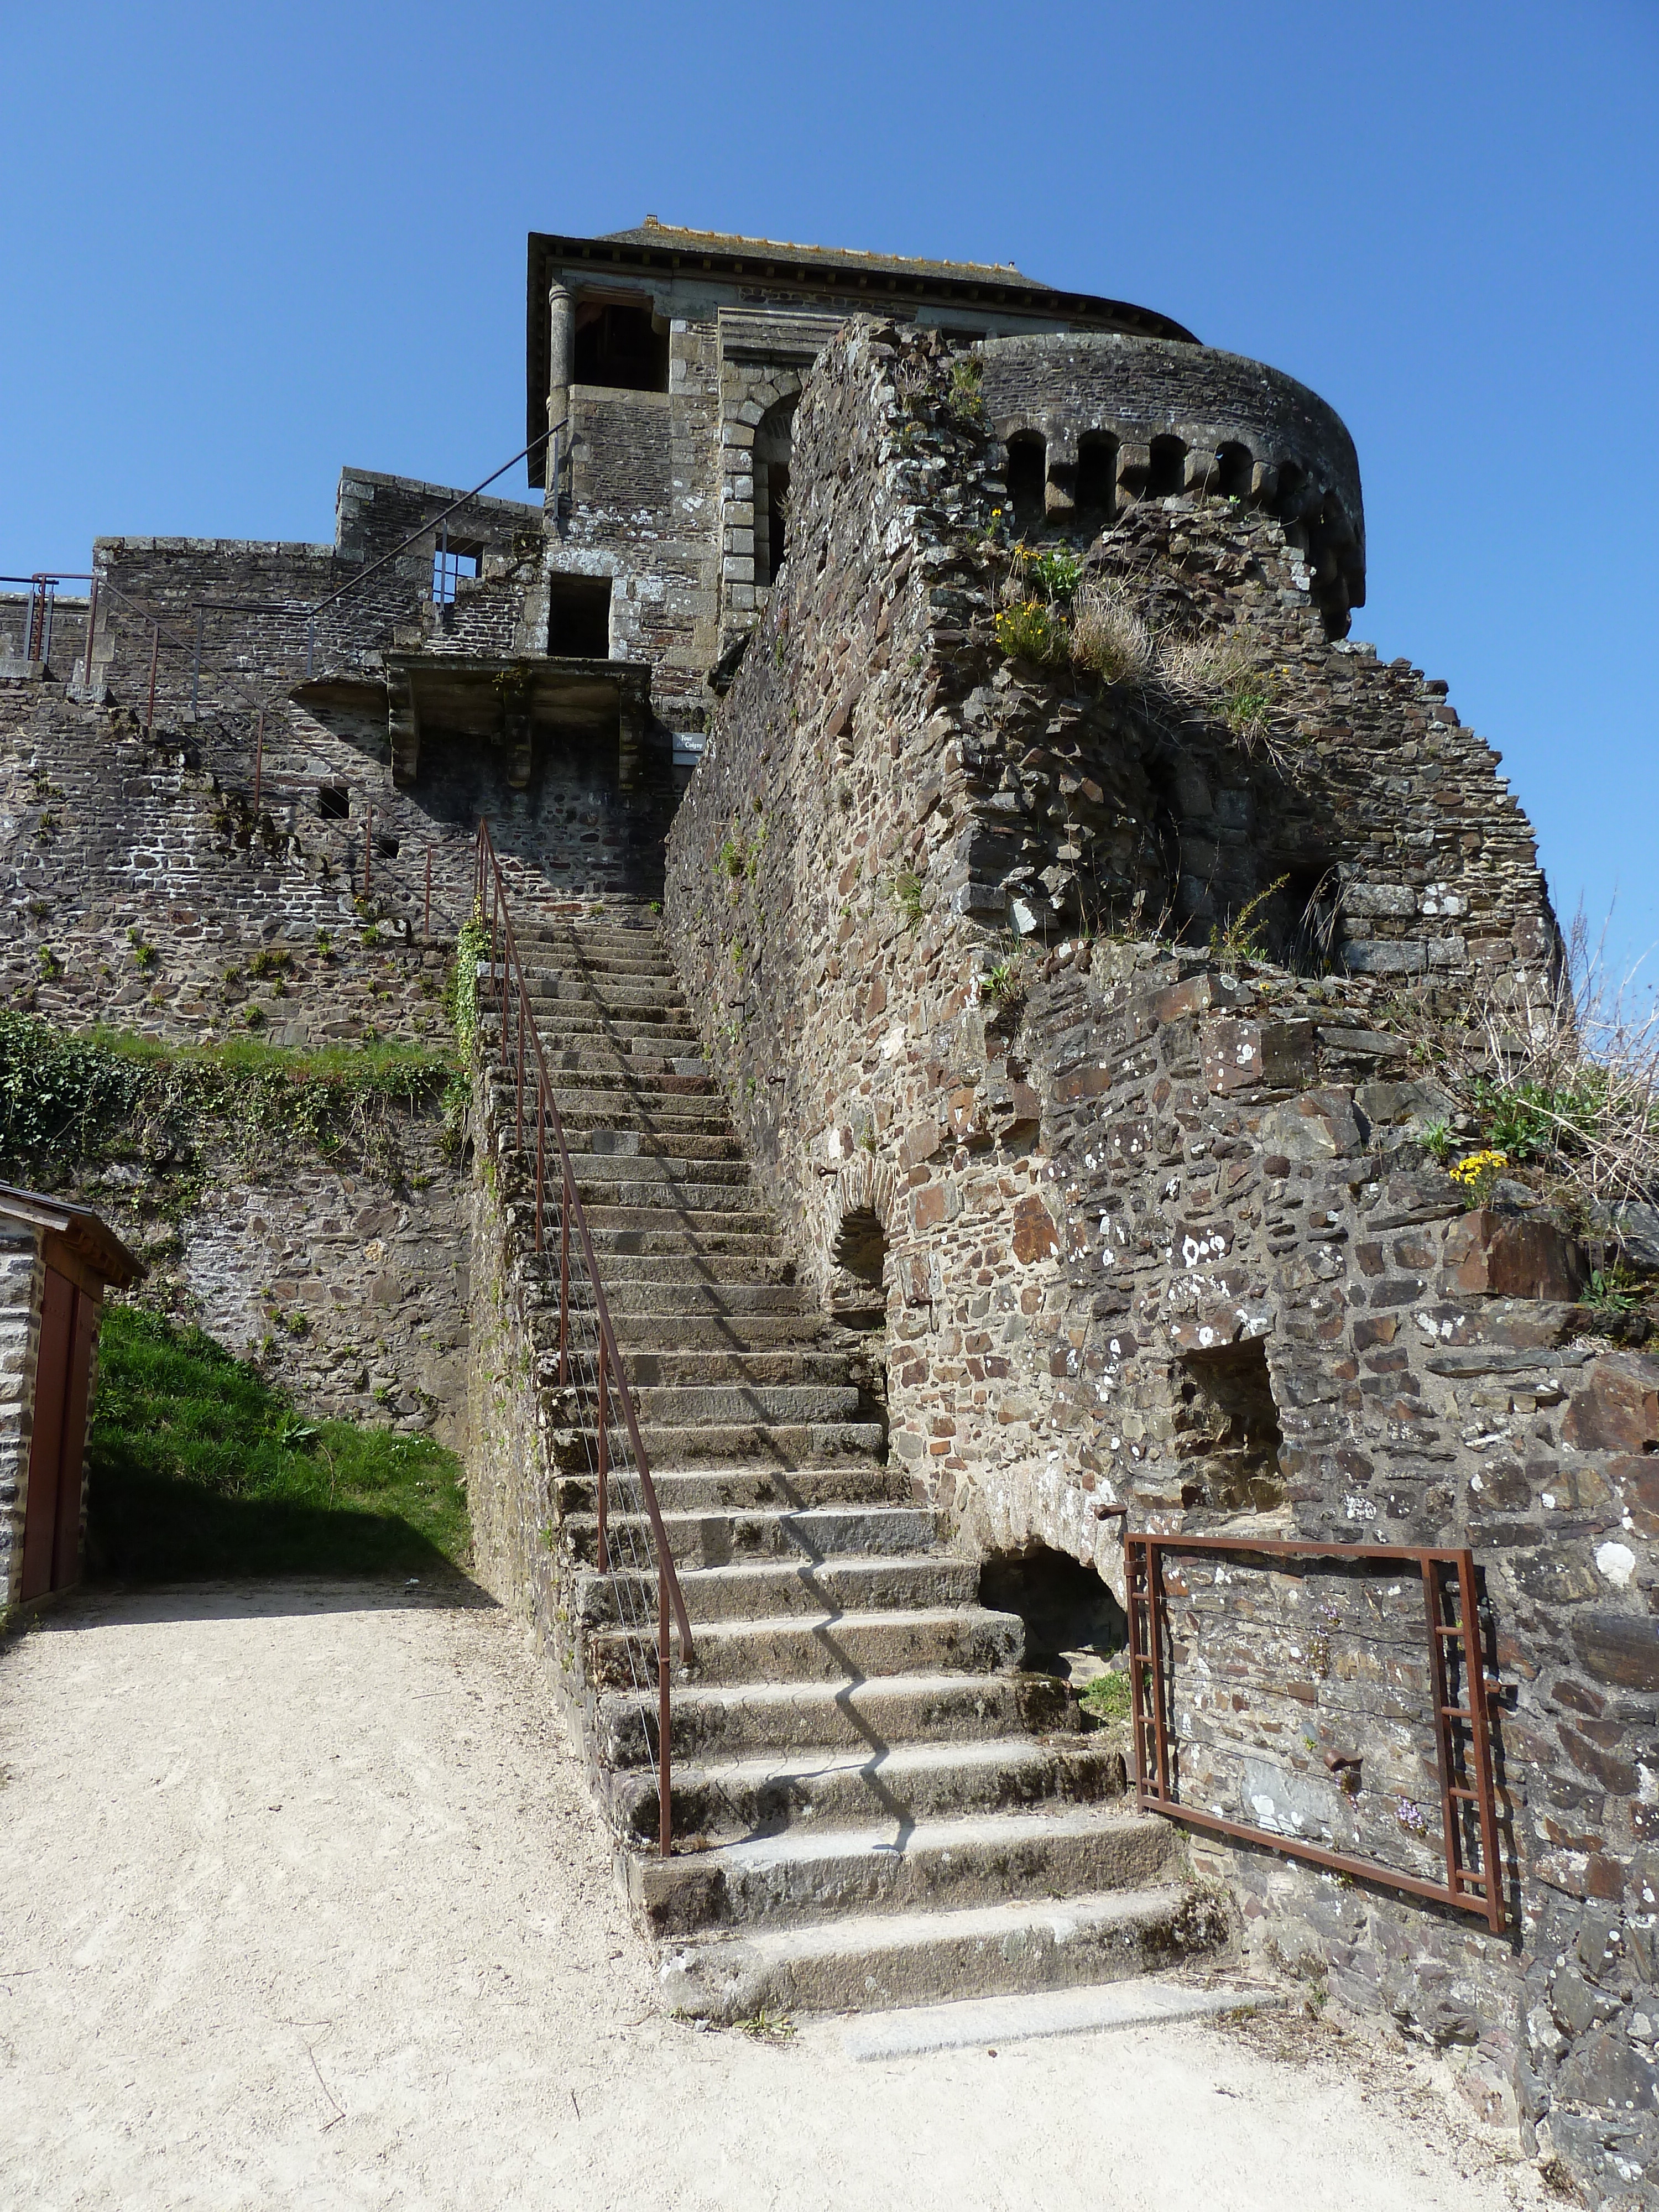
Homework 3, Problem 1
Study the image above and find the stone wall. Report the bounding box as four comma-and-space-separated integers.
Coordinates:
664, 319, 1659, 2204
0, 1218, 41, 1611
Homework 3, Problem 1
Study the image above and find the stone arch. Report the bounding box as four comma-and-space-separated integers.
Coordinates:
753, 394, 799, 589
824, 1152, 898, 1322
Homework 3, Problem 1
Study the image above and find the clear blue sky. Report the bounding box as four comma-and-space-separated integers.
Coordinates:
3, 2, 1654, 992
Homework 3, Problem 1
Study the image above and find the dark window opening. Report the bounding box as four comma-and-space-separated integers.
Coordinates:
1216, 442, 1254, 499
317, 785, 349, 820
1076, 434, 1118, 519
979, 1545, 1128, 1677
753, 397, 798, 591
546, 575, 613, 660
1279, 862, 1341, 975
375, 833, 400, 860
1147, 435, 1187, 498
572, 299, 669, 394
1274, 461, 1308, 520
432, 539, 482, 605
1173, 1337, 1285, 1511
1006, 432, 1046, 533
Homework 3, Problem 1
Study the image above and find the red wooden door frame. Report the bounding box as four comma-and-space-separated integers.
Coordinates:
19, 1267, 100, 1601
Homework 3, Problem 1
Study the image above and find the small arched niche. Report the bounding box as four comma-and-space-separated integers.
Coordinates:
1005, 431, 1046, 534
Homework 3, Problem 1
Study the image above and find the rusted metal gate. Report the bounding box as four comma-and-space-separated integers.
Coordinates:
1125, 1532, 1507, 1933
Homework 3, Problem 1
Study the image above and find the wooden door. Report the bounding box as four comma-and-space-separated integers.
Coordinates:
19, 1267, 98, 1601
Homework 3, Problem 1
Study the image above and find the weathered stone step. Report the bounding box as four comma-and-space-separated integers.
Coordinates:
625, 1418, 887, 1467
654, 1884, 1226, 2021
577, 1222, 784, 1255
566, 1501, 943, 1570
629, 1383, 868, 1427
568, 1152, 753, 1190
587, 1602, 1020, 1689
530, 1260, 804, 1300
628, 1805, 1178, 1938
619, 1349, 859, 1388
579, 1553, 977, 1628
607, 1314, 829, 1350
557, 1463, 905, 1519
597, 1669, 1076, 1768
607, 1728, 1116, 1842
579, 1128, 745, 1162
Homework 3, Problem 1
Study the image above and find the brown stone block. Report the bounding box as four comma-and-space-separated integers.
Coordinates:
1561, 1357, 1659, 1454
1444, 1209, 1589, 1302
1573, 1611, 1659, 1693
1011, 1194, 1060, 1264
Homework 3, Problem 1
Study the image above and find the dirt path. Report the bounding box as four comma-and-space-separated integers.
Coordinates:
0, 1581, 1542, 2212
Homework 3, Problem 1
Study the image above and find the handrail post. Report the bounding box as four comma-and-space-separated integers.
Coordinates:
424, 843, 432, 943
535, 1078, 545, 1251
145, 624, 160, 735
659, 1571, 672, 1858
253, 709, 264, 811
364, 800, 373, 895
191, 607, 204, 721
82, 577, 98, 690
515, 976, 526, 1151
558, 1166, 570, 1386
306, 610, 315, 677
606, 1318, 619, 1584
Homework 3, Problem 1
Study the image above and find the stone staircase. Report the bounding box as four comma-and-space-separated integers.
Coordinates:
489, 898, 1228, 2020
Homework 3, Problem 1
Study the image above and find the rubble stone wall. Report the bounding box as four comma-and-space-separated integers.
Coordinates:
0, 1219, 42, 1610
664, 320, 1659, 2204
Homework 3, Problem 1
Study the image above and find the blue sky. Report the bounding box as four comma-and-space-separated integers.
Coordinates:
3, 2, 1654, 990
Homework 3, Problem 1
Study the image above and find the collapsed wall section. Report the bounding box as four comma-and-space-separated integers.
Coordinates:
664, 321, 1659, 2199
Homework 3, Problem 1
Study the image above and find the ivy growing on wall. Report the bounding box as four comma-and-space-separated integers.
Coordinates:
0, 1011, 453, 1186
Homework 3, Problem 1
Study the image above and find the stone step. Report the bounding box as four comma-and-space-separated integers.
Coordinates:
565, 1501, 943, 1570
627, 1804, 1180, 1939
578, 1129, 745, 1162
627, 1418, 888, 1467
578, 1553, 978, 1628
596, 1669, 1077, 1769
525, 1254, 800, 1294
606, 1314, 830, 1350
567, 1152, 753, 1190
618, 1349, 861, 1388
587, 1601, 1021, 1690
654, 1884, 1227, 2022
575, 1223, 784, 1256
628, 1383, 868, 1427
556, 1463, 905, 1519
607, 1729, 1118, 1844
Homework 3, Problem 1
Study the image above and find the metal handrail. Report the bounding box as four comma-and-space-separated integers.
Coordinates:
473, 818, 694, 1858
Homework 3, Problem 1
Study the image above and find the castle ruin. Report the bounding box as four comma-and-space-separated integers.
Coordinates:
2, 218, 1656, 2206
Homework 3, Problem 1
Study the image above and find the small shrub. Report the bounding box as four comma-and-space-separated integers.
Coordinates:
995, 598, 1070, 666
247, 948, 293, 980
1584, 1264, 1644, 1314
947, 354, 984, 420
891, 870, 925, 928
1018, 545, 1082, 601
1421, 1119, 1454, 1165
1068, 582, 1152, 684
1209, 876, 1289, 969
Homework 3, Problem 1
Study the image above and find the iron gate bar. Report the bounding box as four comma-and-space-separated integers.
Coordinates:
1124, 1532, 1506, 1934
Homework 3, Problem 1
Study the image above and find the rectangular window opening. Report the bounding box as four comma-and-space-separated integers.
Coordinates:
547, 575, 613, 660
432, 541, 482, 606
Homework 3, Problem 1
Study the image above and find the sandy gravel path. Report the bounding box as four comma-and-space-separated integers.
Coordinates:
0, 1580, 1542, 2212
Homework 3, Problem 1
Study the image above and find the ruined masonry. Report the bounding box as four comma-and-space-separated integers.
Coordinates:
2, 218, 1656, 2208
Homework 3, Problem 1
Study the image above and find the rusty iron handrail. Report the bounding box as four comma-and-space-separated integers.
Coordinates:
473, 818, 694, 1857
1125, 1533, 1505, 1933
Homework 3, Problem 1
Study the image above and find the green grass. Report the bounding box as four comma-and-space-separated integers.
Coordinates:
87, 1304, 471, 1582
1079, 1671, 1133, 1724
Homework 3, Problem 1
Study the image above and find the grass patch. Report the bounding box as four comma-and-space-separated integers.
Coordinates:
87, 1305, 471, 1582
1079, 1671, 1133, 1724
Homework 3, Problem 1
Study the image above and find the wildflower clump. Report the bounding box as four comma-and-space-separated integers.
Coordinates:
1449, 1149, 1509, 1207
994, 599, 1070, 666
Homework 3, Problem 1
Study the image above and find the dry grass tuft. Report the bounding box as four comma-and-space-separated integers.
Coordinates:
1068, 582, 1153, 685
